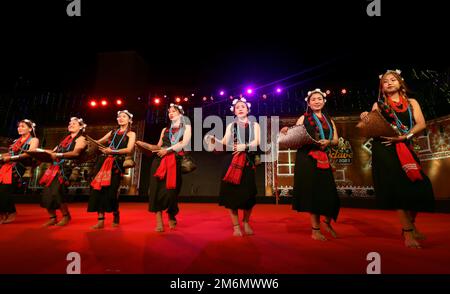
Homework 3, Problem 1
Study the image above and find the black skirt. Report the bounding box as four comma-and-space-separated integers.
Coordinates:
148, 156, 182, 216
0, 167, 28, 213
40, 178, 70, 210
371, 140, 435, 211
87, 156, 123, 213
218, 153, 257, 210
292, 147, 340, 221
0, 184, 15, 213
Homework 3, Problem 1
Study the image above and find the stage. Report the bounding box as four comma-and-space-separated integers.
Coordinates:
1, 203, 449, 274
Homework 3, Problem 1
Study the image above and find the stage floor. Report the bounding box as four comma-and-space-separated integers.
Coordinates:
1, 203, 449, 274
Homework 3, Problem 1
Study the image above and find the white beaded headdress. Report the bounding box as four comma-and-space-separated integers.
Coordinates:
230, 97, 251, 113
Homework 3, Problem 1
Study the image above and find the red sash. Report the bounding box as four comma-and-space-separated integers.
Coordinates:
154, 152, 177, 189
0, 163, 14, 184
39, 165, 62, 187
223, 152, 247, 184
90, 156, 115, 190
395, 142, 423, 182
308, 150, 330, 169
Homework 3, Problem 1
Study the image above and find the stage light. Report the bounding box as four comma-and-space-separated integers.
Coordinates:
229, 96, 234, 100
246, 88, 253, 95
341, 89, 347, 95
164, 95, 167, 98
101, 100, 108, 106
219, 90, 225, 96
116, 99, 123, 106
191, 93, 195, 97
184, 97, 189, 102
276, 87, 282, 93
175, 97, 181, 103
210, 96, 214, 101
89, 100, 97, 107
202, 96, 208, 101
262, 94, 267, 99
326, 90, 331, 95
154, 98, 161, 105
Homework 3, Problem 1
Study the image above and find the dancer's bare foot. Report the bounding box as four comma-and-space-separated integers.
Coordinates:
42, 216, 57, 227
403, 228, 422, 249
323, 221, 338, 238
312, 227, 327, 241
233, 224, 243, 237
243, 222, 254, 235
2, 212, 16, 224
168, 219, 177, 230
112, 211, 120, 227
155, 212, 164, 232
0, 213, 6, 224
155, 224, 164, 232
91, 218, 105, 229
56, 214, 71, 226
412, 225, 426, 240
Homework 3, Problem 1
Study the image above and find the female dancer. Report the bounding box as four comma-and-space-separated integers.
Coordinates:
88, 110, 136, 229
360, 69, 434, 248
146, 103, 191, 232
0, 119, 39, 224
212, 97, 261, 236
39, 117, 87, 226
281, 88, 340, 241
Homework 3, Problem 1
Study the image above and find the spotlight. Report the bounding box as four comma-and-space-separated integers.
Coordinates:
89, 100, 97, 107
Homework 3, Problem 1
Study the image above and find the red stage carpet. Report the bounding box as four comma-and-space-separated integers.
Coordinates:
0, 203, 449, 274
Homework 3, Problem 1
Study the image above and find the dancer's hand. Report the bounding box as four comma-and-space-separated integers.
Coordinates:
204, 135, 216, 151
380, 135, 407, 146
232, 143, 246, 155
157, 148, 169, 157
99, 147, 114, 155
318, 139, 331, 149
205, 134, 216, 144
360, 111, 369, 122
49, 152, 57, 161
1, 154, 11, 163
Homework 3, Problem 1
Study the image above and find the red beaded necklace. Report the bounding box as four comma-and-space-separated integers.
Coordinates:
387, 95, 408, 113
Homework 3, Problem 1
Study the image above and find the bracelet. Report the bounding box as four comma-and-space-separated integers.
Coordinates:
11, 155, 20, 160
56, 153, 64, 159
406, 132, 414, 140
112, 150, 120, 154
